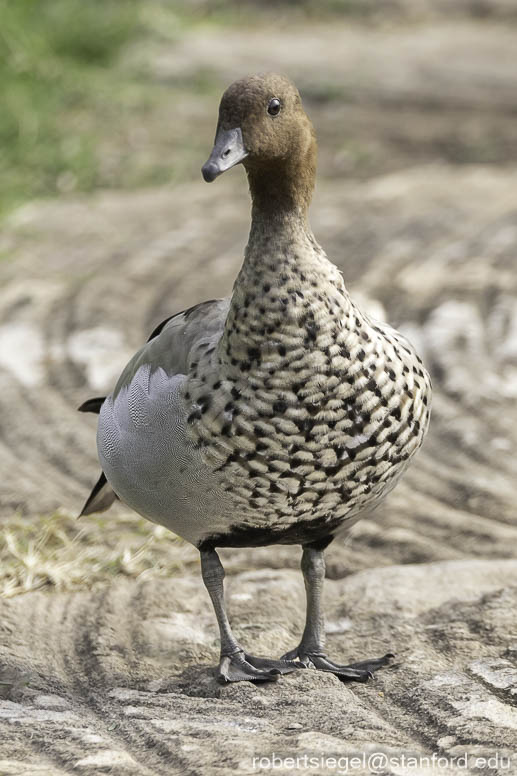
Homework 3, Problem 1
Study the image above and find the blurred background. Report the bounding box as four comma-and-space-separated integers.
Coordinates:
2, 0, 517, 215
1, 0, 517, 596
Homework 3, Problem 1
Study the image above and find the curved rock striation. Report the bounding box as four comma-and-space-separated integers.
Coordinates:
1, 561, 517, 774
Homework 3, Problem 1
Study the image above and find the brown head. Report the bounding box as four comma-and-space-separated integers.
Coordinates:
202, 73, 317, 215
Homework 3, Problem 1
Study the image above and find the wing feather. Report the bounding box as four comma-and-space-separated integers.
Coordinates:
77, 298, 229, 516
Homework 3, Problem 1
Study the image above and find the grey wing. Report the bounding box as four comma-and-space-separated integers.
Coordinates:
112, 298, 229, 398
78, 298, 230, 517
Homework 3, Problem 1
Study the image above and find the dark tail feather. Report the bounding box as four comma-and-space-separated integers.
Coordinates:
78, 396, 116, 516
78, 397, 106, 414
79, 471, 118, 517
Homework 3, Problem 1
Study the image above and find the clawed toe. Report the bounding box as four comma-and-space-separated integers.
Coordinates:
308, 654, 372, 681
347, 652, 395, 674
281, 649, 394, 682
217, 650, 302, 684
244, 653, 304, 674
281, 647, 303, 663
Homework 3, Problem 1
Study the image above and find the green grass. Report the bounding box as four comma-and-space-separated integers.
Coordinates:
0, 0, 228, 219
0, 0, 140, 215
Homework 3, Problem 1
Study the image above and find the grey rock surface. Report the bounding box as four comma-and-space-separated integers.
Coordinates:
1, 560, 517, 775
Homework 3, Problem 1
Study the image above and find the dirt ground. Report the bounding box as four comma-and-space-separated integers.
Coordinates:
1, 9, 517, 776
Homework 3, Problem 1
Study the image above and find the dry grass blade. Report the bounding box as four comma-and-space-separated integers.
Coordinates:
0, 509, 197, 598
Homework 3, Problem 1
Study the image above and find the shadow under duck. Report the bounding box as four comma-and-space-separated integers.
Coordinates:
79, 73, 432, 684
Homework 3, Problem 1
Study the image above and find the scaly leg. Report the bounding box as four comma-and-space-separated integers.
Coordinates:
200, 546, 301, 683
281, 545, 393, 682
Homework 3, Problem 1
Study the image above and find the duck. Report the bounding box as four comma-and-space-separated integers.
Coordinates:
79, 73, 432, 684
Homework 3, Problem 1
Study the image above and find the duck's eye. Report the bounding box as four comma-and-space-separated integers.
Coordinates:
267, 98, 281, 116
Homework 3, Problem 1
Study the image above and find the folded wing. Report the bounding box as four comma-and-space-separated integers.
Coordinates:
77, 299, 228, 517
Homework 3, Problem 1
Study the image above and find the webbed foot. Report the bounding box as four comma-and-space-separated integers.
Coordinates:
217, 650, 303, 684
281, 648, 394, 682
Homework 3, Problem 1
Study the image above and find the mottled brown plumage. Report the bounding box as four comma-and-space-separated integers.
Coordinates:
86, 73, 432, 684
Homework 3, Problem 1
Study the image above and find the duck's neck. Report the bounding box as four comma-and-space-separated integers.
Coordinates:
247, 148, 315, 219
219, 175, 353, 373
248, 204, 312, 258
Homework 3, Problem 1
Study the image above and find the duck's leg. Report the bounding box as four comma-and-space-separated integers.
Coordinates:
281, 544, 394, 682
200, 546, 301, 683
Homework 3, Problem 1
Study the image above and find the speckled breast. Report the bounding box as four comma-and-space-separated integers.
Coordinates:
187, 315, 432, 547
